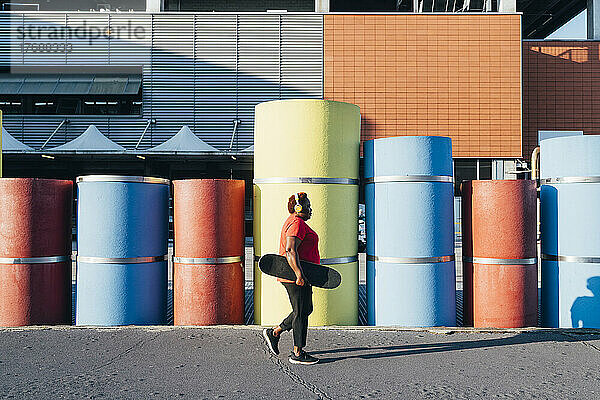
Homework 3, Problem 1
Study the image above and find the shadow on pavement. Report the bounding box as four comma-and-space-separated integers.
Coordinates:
312, 332, 600, 364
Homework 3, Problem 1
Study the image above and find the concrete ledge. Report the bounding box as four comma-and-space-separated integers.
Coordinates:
2, 324, 600, 335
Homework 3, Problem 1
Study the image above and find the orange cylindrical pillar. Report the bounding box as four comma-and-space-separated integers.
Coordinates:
173, 179, 245, 325
462, 180, 538, 328
0, 178, 73, 326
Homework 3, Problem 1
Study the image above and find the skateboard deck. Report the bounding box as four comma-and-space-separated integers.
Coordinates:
258, 254, 341, 289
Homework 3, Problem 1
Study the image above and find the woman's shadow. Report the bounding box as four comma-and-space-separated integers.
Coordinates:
571, 276, 600, 328
312, 331, 600, 364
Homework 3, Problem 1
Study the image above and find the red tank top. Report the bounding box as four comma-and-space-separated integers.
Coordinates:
278, 214, 320, 282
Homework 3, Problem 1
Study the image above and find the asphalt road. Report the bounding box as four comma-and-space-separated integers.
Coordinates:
1, 327, 599, 399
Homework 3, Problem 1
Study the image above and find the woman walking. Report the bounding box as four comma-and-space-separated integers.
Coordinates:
263, 192, 319, 365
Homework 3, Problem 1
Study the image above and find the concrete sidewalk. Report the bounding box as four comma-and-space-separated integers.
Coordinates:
1, 326, 599, 399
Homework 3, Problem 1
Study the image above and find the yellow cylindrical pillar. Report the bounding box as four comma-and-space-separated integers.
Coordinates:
254, 99, 360, 326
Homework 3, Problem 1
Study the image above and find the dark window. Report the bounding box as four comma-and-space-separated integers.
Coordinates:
83, 100, 131, 115
33, 99, 57, 115
454, 159, 493, 195
0, 100, 23, 114
454, 159, 477, 196
0, 95, 142, 115
0, 0, 145, 11
56, 98, 81, 115
165, 0, 313, 11
331, 0, 498, 12
479, 160, 492, 180
0, 71, 142, 115
132, 101, 142, 115
331, 0, 397, 11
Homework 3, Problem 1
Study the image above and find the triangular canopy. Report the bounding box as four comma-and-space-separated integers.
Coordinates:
2, 127, 34, 153
146, 126, 218, 154
242, 145, 254, 153
49, 125, 126, 153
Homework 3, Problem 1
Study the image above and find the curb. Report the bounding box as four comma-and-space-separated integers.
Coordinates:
1, 325, 600, 335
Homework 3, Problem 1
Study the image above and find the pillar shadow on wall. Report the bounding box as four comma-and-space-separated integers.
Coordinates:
571, 277, 600, 328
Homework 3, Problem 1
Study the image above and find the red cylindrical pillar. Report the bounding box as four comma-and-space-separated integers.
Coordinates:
0, 178, 73, 326
462, 180, 538, 328
173, 179, 245, 325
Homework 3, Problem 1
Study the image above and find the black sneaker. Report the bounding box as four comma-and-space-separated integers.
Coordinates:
262, 328, 280, 355
289, 350, 319, 365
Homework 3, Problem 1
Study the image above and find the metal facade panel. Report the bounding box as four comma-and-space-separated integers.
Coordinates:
0, 12, 324, 152
0, 14, 23, 66
281, 15, 323, 99
236, 14, 280, 149
147, 14, 196, 147
194, 15, 237, 148
65, 14, 110, 65
21, 14, 68, 66
107, 14, 152, 65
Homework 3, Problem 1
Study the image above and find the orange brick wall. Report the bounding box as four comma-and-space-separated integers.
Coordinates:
324, 14, 522, 158
523, 41, 600, 158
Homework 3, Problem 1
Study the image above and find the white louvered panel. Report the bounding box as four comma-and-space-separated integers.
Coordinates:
281, 15, 323, 99
21, 14, 68, 65
0, 14, 24, 66
194, 14, 237, 149
65, 13, 109, 65
100, 117, 150, 148
4, 116, 65, 147
148, 14, 195, 147
236, 14, 281, 151
3, 12, 325, 152
142, 63, 152, 119
108, 14, 151, 65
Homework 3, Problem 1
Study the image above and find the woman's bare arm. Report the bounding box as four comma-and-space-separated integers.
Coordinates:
285, 236, 305, 286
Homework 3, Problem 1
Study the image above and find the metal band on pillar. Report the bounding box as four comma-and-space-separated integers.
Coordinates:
365, 175, 453, 184
77, 255, 168, 264
0, 255, 71, 265
542, 254, 600, 263
173, 256, 243, 265
462, 256, 537, 265
77, 175, 170, 185
320, 256, 358, 265
253, 177, 358, 185
367, 255, 455, 264
541, 176, 600, 185
254, 255, 357, 265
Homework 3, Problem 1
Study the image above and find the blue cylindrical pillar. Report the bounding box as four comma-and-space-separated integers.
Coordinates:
76, 176, 169, 326
541, 136, 600, 328
365, 136, 456, 327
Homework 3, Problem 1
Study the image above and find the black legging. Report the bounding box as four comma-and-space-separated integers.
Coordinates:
279, 282, 313, 348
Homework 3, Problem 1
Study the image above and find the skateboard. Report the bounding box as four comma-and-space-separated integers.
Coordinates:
258, 254, 342, 289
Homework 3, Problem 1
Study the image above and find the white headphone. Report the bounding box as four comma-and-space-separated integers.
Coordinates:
294, 193, 303, 213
